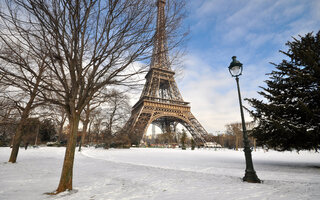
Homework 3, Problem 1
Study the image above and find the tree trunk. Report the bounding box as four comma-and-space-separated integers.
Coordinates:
88, 120, 93, 144
34, 123, 40, 146
58, 114, 66, 144
78, 118, 89, 152
8, 105, 33, 163
235, 135, 239, 151
56, 113, 80, 193
8, 121, 25, 163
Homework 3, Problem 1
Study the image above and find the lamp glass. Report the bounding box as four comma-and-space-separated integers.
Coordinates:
230, 65, 241, 76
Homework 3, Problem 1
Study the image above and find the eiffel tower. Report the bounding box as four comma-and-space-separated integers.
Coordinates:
126, 0, 208, 145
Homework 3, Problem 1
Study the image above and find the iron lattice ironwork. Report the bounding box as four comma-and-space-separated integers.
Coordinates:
126, 0, 208, 145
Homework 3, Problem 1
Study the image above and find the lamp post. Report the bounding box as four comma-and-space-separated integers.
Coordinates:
228, 56, 261, 183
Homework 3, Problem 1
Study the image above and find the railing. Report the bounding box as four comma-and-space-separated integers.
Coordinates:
132, 96, 189, 109
143, 96, 189, 105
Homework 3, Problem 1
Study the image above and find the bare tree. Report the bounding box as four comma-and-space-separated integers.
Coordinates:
104, 90, 131, 136
225, 122, 256, 150
78, 89, 129, 150
226, 123, 242, 150
86, 108, 101, 145
0, 27, 48, 162
1, 0, 186, 193
102, 90, 131, 148
78, 89, 110, 151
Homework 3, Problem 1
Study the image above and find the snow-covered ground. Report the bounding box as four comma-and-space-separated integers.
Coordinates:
0, 147, 319, 200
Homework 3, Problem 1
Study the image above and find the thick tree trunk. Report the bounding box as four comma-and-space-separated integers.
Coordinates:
8, 106, 33, 163
8, 121, 25, 163
56, 113, 80, 193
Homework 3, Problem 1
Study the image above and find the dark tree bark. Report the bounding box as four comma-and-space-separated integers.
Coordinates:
56, 113, 80, 192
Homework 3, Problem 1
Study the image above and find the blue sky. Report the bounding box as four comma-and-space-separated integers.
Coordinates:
176, 0, 320, 133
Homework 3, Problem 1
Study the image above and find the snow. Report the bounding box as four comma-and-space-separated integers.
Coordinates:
0, 147, 319, 200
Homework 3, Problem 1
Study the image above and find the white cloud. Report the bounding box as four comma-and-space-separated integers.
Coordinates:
178, 55, 262, 132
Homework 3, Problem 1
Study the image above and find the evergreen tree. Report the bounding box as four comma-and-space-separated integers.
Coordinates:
247, 31, 320, 151
191, 139, 195, 150
181, 129, 187, 150
39, 119, 57, 143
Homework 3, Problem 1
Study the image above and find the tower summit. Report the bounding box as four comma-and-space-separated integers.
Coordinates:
126, 0, 208, 145
151, 0, 169, 69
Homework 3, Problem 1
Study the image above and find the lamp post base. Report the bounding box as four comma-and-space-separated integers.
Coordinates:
243, 170, 261, 183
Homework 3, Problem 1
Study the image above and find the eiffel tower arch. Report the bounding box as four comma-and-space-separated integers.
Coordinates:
125, 0, 208, 145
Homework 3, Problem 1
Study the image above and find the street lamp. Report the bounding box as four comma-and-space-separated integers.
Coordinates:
228, 56, 261, 183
